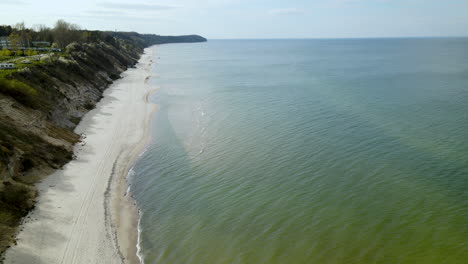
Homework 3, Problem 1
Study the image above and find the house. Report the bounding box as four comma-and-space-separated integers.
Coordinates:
0, 37, 9, 49
0, 63, 15, 69
32, 41, 51, 47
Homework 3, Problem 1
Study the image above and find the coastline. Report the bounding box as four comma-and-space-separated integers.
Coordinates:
109, 62, 158, 264
4, 47, 156, 264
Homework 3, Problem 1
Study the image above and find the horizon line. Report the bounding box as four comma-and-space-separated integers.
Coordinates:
204, 36, 468, 41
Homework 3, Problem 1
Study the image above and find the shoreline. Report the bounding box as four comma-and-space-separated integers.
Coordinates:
4, 47, 156, 264
110, 69, 158, 264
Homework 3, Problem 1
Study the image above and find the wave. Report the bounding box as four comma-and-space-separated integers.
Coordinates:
136, 209, 145, 264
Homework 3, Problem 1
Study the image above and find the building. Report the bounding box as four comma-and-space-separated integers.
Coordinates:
0, 37, 58, 52
32, 41, 51, 47
0, 63, 15, 69
0, 37, 9, 49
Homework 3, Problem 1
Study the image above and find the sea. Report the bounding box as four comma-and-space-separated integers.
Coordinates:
129, 39, 468, 264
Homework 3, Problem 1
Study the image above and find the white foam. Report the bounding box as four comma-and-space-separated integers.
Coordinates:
124, 167, 136, 197
136, 210, 145, 264
138, 145, 150, 158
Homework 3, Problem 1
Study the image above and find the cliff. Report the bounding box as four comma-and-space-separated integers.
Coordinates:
0, 32, 206, 257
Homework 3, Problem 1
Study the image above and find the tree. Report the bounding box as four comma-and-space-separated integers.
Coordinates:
13, 22, 31, 47
8, 32, 21, 49
13, 22, 25, 31
33, 24, 53, 42
53, 19, 82, 49
0, 25, 13, 37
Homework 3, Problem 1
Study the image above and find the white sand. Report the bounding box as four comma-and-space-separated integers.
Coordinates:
4, 47, 156, 264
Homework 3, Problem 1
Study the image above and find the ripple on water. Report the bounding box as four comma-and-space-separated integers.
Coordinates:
132, 39, 468, 264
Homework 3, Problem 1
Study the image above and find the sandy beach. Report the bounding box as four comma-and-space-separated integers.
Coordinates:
4, 47, 156, 264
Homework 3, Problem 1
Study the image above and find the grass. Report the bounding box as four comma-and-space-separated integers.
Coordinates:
0, 55, 51, 79
0, 50, 58, 74
0, 78, 39, 108
0, 56, 20, 62
0, 69, 17, 79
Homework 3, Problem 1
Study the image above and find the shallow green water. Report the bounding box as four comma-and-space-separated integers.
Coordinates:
131, 39, 468, 263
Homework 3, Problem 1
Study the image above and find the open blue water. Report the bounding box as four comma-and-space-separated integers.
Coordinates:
131, 39, 468, 264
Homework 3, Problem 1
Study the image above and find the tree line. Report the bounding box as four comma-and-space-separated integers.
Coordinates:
0, 20, 121, 50
0, 20, 206, 56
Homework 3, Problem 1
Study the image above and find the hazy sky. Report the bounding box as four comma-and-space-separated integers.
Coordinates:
1, 0, 467, 38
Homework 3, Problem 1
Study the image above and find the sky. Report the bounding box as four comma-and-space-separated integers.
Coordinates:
1, 0, 468, 39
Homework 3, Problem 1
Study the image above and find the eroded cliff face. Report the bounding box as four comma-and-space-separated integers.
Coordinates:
0, 41, 141, 255
0, 32, 206, 257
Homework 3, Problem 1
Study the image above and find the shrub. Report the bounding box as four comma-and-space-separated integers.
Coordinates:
0, 182, 35, 213
0, 50, 12, 56
40, 55, 52, 63
23, 50, 39, 56
24, 50, 33, 56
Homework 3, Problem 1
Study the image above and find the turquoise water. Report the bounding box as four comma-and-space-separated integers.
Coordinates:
131, 39, 468, 264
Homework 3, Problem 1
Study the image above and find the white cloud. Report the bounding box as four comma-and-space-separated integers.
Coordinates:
0, 0, 28, 5
97, 2, 178, 11
85, 10, 126, 16
268, 8, 304, 16
330, 0, 390, 7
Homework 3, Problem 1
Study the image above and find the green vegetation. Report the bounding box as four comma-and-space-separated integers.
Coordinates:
0, 59, 48, 79
0, 50, 12, 57
0, 181, 36, 255
0, 69, 16, 79
0, 79, 38, 108
1, 49, 39, 57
